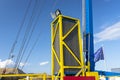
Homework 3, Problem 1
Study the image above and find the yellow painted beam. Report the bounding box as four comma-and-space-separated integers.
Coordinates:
64, 66, 82, 68
63, 42, 81, 65
52, 47, 60, 65
0, 74, 43, 77
52, 22, 59, 44
59, 15, 64, 80
62, 23, 78, 40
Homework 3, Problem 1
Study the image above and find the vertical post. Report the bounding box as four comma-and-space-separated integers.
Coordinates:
78, 20, 85, 76
59, 15, 64, 80
26, 76, 29, 80
106, 77, 109, 80
52, 75, 54, 80
43, 73, 46, 80
51, 23, 54, 76
82, 0, 95, 71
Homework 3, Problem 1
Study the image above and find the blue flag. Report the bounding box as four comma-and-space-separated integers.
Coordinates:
94, 47, 104, 63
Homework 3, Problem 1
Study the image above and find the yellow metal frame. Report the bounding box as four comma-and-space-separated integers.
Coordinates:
0, 73, 52, 80
51, 15, 87, 80
0, 74, 42, 77
86, 72, 99, 80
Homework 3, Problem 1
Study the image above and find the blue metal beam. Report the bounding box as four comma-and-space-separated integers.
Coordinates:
84, 0, 95, 71
97, 70, 120, 76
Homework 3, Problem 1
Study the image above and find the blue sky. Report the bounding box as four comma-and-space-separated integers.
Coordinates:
0, 0, 120, 74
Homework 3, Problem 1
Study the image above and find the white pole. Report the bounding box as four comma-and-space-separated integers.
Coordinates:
26, 76, 29, 80
82, 0, 86, 32
102, 45, 108, 71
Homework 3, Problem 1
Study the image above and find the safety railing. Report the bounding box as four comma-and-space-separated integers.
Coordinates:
0, 73, 53, 80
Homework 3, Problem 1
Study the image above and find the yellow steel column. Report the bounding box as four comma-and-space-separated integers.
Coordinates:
77, 20, 85, 76
51, 23, 54, 77
52, 75, 55, 80
30, 77, 32, 80
43, 74, 46, 80
59, 15, 64, 80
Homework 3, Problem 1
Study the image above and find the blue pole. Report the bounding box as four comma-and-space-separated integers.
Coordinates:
106, 77, 109, 80
84, 0, 95, 71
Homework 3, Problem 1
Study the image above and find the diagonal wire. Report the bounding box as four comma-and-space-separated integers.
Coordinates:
17, 0, 44, 68
15, 0, 38, 68
2, 0, 32, 74
8, 0, 32, 59
14, 0, 38, 71
21, 0, 47, 69
21, 29, 41, 70
21, 0, 59, 70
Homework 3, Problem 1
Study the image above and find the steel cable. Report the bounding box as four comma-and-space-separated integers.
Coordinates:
14, 0, 38, 71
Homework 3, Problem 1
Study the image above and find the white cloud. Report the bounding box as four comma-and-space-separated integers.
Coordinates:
0, 59, 14, 68
95, 21, 120, 43
0, 59, 26, 68
40, 61, 49, 66
19, 63, 25, 67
